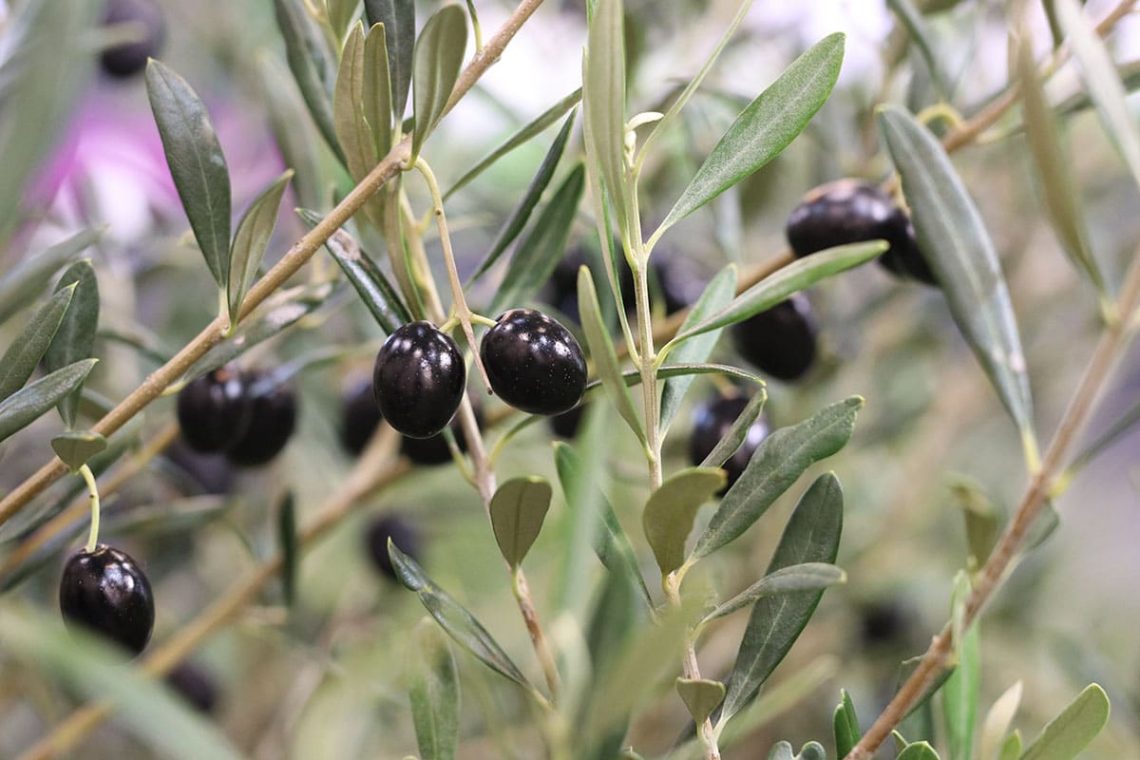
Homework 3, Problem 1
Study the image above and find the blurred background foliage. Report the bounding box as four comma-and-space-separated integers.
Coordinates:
0, 0, 1139, 757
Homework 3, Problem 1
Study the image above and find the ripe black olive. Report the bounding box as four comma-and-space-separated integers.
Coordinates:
549, 403, 585, 439
59, 545, 155, 656
165, 662, 219, 714
365, 514, 420, 583
480, 309, 587, 416
163, 439, 235, 496
224, 372, 297, 467
730, 294, 818, 382
340, 376, 383, 456
785, 179, 935, 286
100, 0, 166, 79
176, 366, 252, 454
400, 401, 483, 466
688, 393, 769, 493
373, 322, 467, 439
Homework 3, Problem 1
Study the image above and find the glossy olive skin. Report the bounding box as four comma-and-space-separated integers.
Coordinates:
100, 0, 166, 79
688, 394, 769, 494
59, 545, 155, 656
340, 377, 383, 456
481, 309, 587, 416
373, 322, 467, 439
730, 294, 818, 382
400, 402, 482, 466
365, 514, 420, 583
165, 662, 219, 714
786, 179, 935, 286
224, 373, 297, 466
176, 367, 252, 454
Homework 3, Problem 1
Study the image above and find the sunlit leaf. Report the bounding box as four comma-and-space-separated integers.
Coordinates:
146, 60, 233, 290
363, 22, 394, 155
979, 681, 1021, 760
335, 23, 379, 184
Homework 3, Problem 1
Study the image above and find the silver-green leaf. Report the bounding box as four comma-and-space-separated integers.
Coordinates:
0, 359, 98, 444
228, 170, 293, 324
578, 266, 645, 443
363, 22, 394, 155
701, 563, 846, 626
1020, 684, 1110, 760
643, 467, 725, 575
411, 5, 467, 156
273, 0, 342, 162
0, 284, 75, 403
0, 228, 100, 327
489, 476, 553, 568
583, 0, 630, 236
44, 261, 99, 428
335, 23, 379, 185
146, 60, 232, 290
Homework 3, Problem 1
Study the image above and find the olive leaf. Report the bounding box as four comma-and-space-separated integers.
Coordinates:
389, 542, 532, 689
489, 476, 552, 568
700, 563, 846, 626
944, 572, 980, 760
408, 620, 460, 760
692, 397, 862, 561
277, 491, 298, 606
676, 678, 725, 726
273, 0, 342, 162
582, 0, 630, 237
146, 60, 233, 291
979, 681, 1022, 760
44, 261, 99, 428
335, 23, 379, 185
699, 389, 767, 469
578, 266, 645, 444
1020, 684, 1110, 760
228, 170, 293, 324
898, 743, 942, 760
363, 22, 394, 156
643, 467, 725, 576
999, 732, 1022, 760
325, 0, 360, 43
365, 0, 415, 124
411, 5, 467, 156
50, 431, 108, 472
834, 689, 861, 758
0, 284, 75, 403
0, 228, 101, 327
0, 359, 98, 444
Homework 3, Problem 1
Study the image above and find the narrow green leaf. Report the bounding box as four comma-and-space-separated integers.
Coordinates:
363, 23, 394, 155
444, 88, 582, 201
0, 228, 100, 327
878, 106, 1035, 447
583, 0, 630, 237
297, 209, 410, 332
259, 54, 325, 211
326, 0, 361, 43
364, 0, 415, 124
468, 110, 577, 286
886, 0, 947, 98
389, 542, 531, 688
577, 266, 645, 443
335, 23, 379, 184
834, 689, 861, 757
656, 33, 845, 235
582, 570, 642, 760
554, 442, 653, 610
702, 563, 846, 626
1017, 33, 1105, 294
409, 620, 460, 760
1020, 684, 1110, 760
273, 0, 343, 162
489, 476, 553, 568
51, 431, 108, 472
643, 467, 725, 575
898, 742, 941, 760
660, 266, 738, 432
952, 480, 1001, 568
0, 359, 98, 443
0, 606, 244, 760
411, 5, 467, 156
1056, 0, 1140, 193
943, 573, 980, 760
277, 491, 298, 606
720, 473, 844, 722
699, 389, 768, 469
228, 170, 293, 322
676, 677, 725, 726
979, 681, 1022, 760
693, 397, 862, 561
0, 285, 74, 403
669, 242, 884, 346
490, 163, 585, 313
999, 731, 1022, 760
146, 60, 232, 289
44, 261, 99, 428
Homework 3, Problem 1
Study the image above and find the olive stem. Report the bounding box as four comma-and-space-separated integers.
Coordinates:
465, 0, 484, 53
79, 465, 101, 554
412, 156, 493, 392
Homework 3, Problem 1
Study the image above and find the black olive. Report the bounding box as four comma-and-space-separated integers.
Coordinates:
480, 309, 587, 416
688, 392, 769, 493
100, 0, 166, 79
176, 366, 253, 454
730, 294, 818, 382
59, 545, 155, 656
365, 514, 420, 583
373, 322, 466, 439
224, 372, 297, 467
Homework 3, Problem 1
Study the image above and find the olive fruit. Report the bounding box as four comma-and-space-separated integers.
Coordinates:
224, 372, 297, 466
785, 179, 934, 285
365, 514, 420, 583
176, 366, 252, 454
730, 294, 818, 382
858, 599, 919, 650
59, 545, 155, 656
549, 403, 585, 439
100, 0, 166, 79
373, 322, 466, 439
688, 393, 769, 493
165, 662, 219, 714
480, 309, 587, 416
163, 439, 235, 496
340, 377, 383, 456
400, 402, 483, 466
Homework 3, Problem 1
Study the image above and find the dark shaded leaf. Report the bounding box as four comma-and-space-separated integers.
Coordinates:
228, 170, 293, 323
0, 284, 74, 403
693, 397, 862, 561
0, 359, 98, 443
277, 491, 297, 606
365, 0, 415, 124
720, 473, 844, 722
643, 467, 725, 575
146, 60, 232, 290
43, 261, 99, 428
389, 542, 531, 688
411, 5, 467, 156
489, 476, 552, 568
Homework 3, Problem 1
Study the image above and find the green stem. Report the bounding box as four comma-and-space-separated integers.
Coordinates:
79, 464, 101, 553
465, 0, 484, 53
